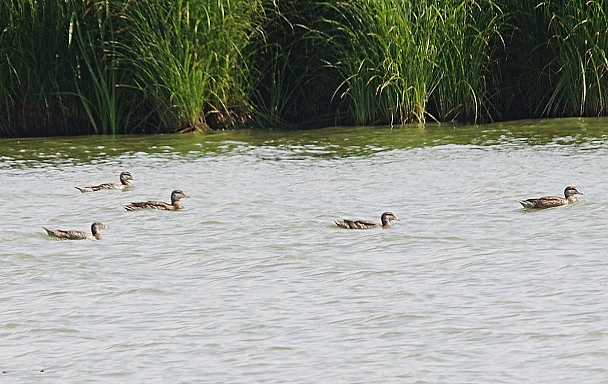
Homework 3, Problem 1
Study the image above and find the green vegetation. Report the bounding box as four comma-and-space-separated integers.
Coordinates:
120, 0, 258, 132
1, 0, 608, 136
0, 0, 259, 136
541, 0, 608, 117
324, 0, 502, 125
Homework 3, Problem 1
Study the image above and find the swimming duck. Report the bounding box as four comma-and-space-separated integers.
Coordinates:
518, 186, 583, 209
75, 172, 135, 193
43, 222, 108, 240
122, 190, 189, 211
335, 211, 399, 229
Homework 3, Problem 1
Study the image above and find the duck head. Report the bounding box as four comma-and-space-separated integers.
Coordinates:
170, 190, 189, 203
120, 172, 135, 183
91, 222, 109, 234
564, 186, 583, 198
381, 212, 400, 226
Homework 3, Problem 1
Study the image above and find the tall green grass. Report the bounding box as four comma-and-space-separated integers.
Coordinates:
2, 0, 608, 136
0, 1, 137, 135
0, 1, 79, 135
120, 0, 260, 131
539, 0, 608, 117
495, 1, 608, 119
430, 0, 503, 123
67, 1, 129, 135
0, 0, 260, 136
323, 0, 503, 126
324, 0, 429, 125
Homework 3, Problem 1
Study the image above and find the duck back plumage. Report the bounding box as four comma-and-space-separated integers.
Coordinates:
123, 200, 179, 211
335, 219, 381, 229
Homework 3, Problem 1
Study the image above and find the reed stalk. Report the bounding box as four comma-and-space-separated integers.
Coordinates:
430, 0, 503, 123
539, 0, 608, 117
324, 0, 502, 125
3, 0, 608, 136
0, 1, 76, 135
67, 1, 124, 135
120, 0, 259, 131
325, 0, 429, 125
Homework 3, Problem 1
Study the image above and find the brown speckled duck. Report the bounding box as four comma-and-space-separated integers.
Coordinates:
43, 222, 108, 240
75, 172, 135, 192
122, 190, 189, 211
518, 186, 583, 209
335, 212, 399, 229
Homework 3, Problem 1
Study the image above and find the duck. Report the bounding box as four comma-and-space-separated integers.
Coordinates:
122, 190, 189, 211
518, 186, 583, 209
335, 211, 399, 229
75, 172, 135, 192
43, 222, 108, 240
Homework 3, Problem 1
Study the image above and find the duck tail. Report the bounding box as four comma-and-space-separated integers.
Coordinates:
518, 200, 533, 208
75, 186, 91, 193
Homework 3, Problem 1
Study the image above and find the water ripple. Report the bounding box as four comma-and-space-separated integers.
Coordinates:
2, 121, 608, 382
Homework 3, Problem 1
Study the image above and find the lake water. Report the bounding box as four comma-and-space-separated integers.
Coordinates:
1, 118, 608, 383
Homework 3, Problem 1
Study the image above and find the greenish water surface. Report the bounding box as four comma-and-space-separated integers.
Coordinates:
1, 118, 607, 383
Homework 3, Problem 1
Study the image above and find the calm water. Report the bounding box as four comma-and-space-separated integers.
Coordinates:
2, 118, 608, 383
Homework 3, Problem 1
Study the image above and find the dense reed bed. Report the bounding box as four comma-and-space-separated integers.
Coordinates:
539, 0, 608, 117
324, 0, 503, 125
120, 0, 260, 132
1, 0, 608, 136
496, 1, 608, 120
0, 0, 260, 136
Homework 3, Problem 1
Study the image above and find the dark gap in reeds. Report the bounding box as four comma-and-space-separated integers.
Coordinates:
248, 0, 348, 130
1, 0, 608, 136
